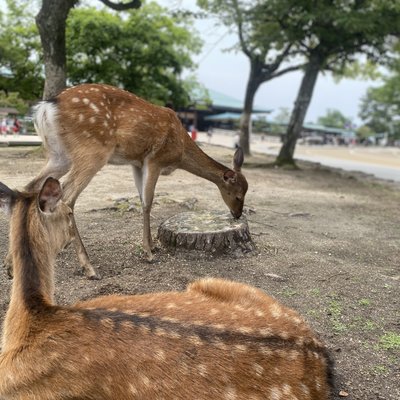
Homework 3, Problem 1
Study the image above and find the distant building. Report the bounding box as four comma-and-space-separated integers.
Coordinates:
272, 121, 357, 144
177, 88, 271, 131
300, 123, 357, 145
0, 107, 19, 117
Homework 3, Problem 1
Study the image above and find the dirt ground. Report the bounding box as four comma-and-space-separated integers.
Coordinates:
0, 144, 399, 399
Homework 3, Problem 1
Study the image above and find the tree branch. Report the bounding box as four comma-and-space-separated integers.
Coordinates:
97, 0, 141, 11
269, 63, 306, 80
231, 0, 251, 58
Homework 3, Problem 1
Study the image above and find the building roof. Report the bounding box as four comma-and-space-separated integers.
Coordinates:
303, 123, 356, 137
0, 107, 19, 116
205, 112, 269, 121
192, 88, 271, 113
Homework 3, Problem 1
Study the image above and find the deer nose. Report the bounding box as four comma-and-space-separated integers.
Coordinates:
231, 210, 242, 219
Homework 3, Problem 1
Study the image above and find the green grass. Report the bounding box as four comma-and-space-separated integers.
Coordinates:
372, 365, 389, 375
280, 288, 298, 297
379, 332, 400, 350
358, 298, 371, 306
327, 299, 347, 333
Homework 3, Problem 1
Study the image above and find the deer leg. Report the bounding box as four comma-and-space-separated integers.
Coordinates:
70, 213, 99, 280
25, 156, 70, 192
61, 155, 110, 279
132, 165, 143, 204
141, 161, 161, 262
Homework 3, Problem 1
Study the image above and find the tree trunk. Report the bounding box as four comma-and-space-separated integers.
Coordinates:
239, 61, 262, 156
36, 0, 77, 100
275, 54, 322, 166
158, 211, 255, 256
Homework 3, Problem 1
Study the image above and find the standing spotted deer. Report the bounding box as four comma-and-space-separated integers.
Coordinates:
0, 178, 334, 400
15, 83, 248, 279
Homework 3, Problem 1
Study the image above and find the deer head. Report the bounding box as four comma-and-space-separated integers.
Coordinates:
0, 177, 75, 255
220, 147, 248, 218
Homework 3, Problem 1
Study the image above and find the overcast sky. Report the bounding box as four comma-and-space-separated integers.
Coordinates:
157, 0, 380, 126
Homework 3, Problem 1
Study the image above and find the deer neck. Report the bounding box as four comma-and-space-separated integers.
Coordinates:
2, 198, 55, 351
180, 133, 229, 186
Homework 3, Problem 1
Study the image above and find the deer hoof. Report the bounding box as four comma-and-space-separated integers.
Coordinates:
74, 266, 102, 280
87, 271, 101, 280
144, 251, 157, 264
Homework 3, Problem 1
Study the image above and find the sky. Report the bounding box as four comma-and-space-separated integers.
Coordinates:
157, 0, 381, 126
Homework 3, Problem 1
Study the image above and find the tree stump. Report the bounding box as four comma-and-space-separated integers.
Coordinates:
158, 211, 255, 256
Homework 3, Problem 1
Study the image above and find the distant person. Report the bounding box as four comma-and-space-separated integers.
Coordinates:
1, 118, 7, 135
12, 117, 21, 135
207, 126, 213, 143
233, 132, 240, 149
190, 125, 197, 142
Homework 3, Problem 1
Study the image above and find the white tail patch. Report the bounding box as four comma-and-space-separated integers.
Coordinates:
33, 101, 59, 143
32, 101, 70, 169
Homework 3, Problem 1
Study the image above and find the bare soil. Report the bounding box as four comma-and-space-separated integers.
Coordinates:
0, 145, 399, 400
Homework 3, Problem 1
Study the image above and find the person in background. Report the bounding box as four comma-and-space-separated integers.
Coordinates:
1, 118, 7, 135
12, 117, 20, 136
207, 126, 213, 144
233, 132, 240, 149
190, 125, 197, 142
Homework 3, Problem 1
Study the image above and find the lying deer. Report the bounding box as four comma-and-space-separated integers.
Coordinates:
0, 178, 334, 400
13, 83, 248, 279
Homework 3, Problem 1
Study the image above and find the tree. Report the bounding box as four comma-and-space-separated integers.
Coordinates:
0, 1, 43, 100
317, 109, 352, 129
356, 125, 374, 141
0, 2, 201, 107
36, 0, 141, 100
270, 0, 400, 166
197, 0, 304, 156
66, 4, 201, 107
359, 50, 400, 141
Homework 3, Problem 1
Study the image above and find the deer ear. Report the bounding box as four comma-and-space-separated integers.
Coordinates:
38, 177, 63, 213
0, 182, 17, 216
223, 169, 237, 183
233, 147, 244, 172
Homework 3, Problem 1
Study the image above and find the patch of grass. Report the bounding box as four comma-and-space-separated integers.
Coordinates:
363, 320, 378, 331
327, 299, 347, 334
358, 298, 371, 306
371, 365, 389, 375
332, 321, 347, 333
310, 288, 321, 296
281, 288, 298, 297
134, 244, 144, 256
306, 309, 320, 318
328, 299, 342, 318
379, 332, 400, 350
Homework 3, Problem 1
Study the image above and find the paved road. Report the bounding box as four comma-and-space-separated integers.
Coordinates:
1, 132, 399, 182
198, 131, 400, 183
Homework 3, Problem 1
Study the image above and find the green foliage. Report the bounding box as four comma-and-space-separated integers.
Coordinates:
356, 125, 374, 139
197, 0, 296, 65
0, 1, 43, 100
0, 91, 29, 114
66, 3, 202, 107
256, 0, 400, 70
317, 109, 352, 129
359, 52, 400, 140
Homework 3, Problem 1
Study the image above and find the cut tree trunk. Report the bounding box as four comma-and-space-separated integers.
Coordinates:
158, 211, 255, 256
